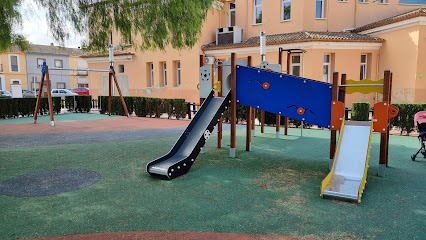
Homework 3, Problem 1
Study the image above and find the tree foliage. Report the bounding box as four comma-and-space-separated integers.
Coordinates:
0, 0, 217, 52
0, 0, 29, 52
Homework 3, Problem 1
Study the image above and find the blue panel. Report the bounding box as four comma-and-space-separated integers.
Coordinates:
236, 65, 333, 128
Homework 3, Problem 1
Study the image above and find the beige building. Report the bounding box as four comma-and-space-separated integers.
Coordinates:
0, 50, 28, 91
85, 1, 426, 105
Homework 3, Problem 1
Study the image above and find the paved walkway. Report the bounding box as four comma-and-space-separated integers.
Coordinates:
0, 116, 190, 135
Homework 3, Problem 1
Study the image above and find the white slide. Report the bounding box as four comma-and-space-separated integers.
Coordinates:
321, 120, 373, 203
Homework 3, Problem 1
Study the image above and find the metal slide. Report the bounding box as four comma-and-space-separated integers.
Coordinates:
321, 120, 374, 203
147, 90, 231, 179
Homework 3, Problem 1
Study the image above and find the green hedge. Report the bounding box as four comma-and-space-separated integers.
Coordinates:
0, 97, 61, 119
351, 102, 370, 121
65, 95, 92, 113
391, 103, 426, 135
98, 96, 187, 119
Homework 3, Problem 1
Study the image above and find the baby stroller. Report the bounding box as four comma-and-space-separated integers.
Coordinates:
411, 111, 426, 161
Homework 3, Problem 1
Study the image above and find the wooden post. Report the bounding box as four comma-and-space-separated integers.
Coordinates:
46, 66, 55, 126
261, 110, 265, 133
284, 50, 291, 135
330, 72, 339, 162
200, 55, 206, 105
111, 68, 130, 117
385, 73, 393, 167
246, 56, 252, 151
33, 71, 46, 123
108, 71, 112, 116
340, 74, 347, 105
218, 61, 223, 148
251, 108, 255, 134
379, 70, 391, 176
187, 102, 191, 120
276, 50, 282, 138
230, 53, 237, 158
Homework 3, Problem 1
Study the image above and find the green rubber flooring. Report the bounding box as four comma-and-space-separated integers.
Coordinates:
0, 113, 120, 124
0, 126, 425, 239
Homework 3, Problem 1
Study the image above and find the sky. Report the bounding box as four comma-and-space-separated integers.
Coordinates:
17, 0, 85, 48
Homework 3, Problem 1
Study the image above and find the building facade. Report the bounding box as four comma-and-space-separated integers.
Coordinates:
0, 49, 28, 92
25, 44, 84, 93
85, 0, 426, 105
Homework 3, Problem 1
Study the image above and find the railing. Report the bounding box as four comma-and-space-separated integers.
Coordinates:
187, 102, 201, 119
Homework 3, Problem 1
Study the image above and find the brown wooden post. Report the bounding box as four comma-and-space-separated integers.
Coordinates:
340, 74, 347, 105
330, 72, 339, 161
108, 71, 112, 116
33, 71, 46, 123
218, 61, 223, 148
246, 56, 253, 150
251, 108, 255, 134
199, 55, 206, 105
261, 110, 265, 133
276, 50, 282, 138
46, 67, 55, 126
230, 53, 237, 157
111, 69, 130, 117
187, 102, 191, 120
379, 70, 391, 176
385, 73, 393, 167
284, 50, 291, 135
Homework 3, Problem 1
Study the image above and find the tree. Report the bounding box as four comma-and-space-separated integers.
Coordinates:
0, 0, 218, 52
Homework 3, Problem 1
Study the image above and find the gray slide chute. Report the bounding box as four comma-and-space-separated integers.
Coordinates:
146, 90, 231, 179
321, 120, 373, 203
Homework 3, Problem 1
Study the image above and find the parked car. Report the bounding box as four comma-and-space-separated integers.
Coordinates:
70, 87, 90, 95
0, 90, 12, 98
22, 89, 37, 98
51, 89, 78, 98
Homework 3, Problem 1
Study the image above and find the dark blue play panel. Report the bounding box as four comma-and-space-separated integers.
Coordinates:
236, 65, 333, 128
0, 169, 101, 197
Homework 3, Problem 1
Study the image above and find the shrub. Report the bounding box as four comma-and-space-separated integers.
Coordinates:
391, 103, 426, 135
0, 97, 59, 119
65, 96, 92, 113
351, 102, 370, 121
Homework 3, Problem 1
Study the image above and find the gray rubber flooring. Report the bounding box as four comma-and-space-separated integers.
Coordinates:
1, 123, 245, 147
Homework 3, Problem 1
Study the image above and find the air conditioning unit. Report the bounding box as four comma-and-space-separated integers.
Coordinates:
216, 26, 242, 45
205, 57, 215, 65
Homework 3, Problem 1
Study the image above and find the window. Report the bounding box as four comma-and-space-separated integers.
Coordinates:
176, 61, 181, 87
291, 55, 301, 77
378, 0, 387, 3
32, 81, 40, 92
323, 54, 331, 83
229, 2, 236, 26
316, 0, 325, 19
119, 64, 125, 73
162, 62, 167, 86
78, 84, 89, 88
57, 82, 66, 89
358, 0, 368, 2
148, 62, 154, 87
360, 55, 367, 80
54, 59, 63, 68
282, 0, 291, 21
9, 55, 20, 72
254, 0, 262, 24
52, 89, 58, 93
37, 58, 46, 68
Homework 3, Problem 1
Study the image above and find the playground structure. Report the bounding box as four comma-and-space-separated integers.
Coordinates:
33, 62, 129, 126
147, 52, 398, 203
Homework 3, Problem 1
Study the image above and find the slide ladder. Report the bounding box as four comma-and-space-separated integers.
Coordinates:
321, 120, 374, 203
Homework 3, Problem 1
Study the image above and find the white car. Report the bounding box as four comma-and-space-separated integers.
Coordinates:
51, 89, 78, 98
